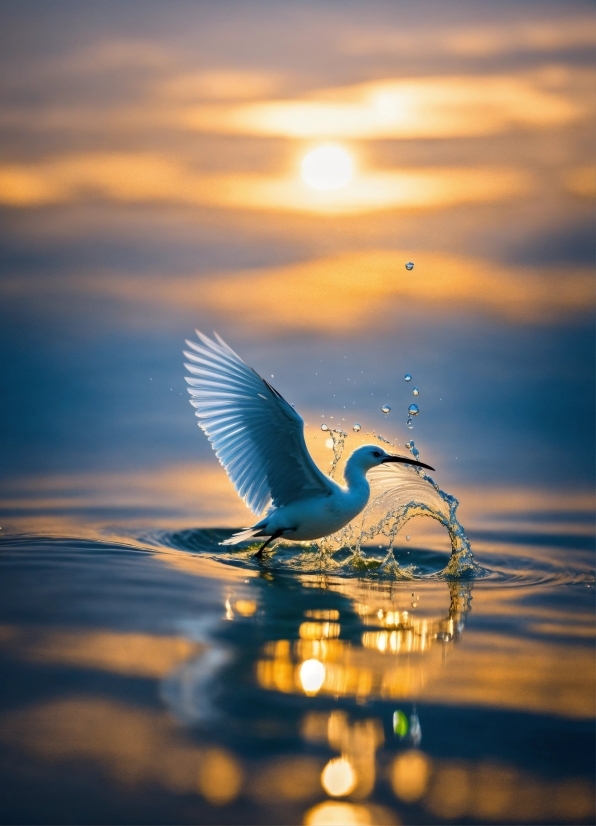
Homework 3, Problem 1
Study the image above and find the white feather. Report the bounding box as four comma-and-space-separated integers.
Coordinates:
184, 331, 334, 516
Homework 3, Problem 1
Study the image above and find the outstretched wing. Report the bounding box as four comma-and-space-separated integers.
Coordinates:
184, 331, 334, 515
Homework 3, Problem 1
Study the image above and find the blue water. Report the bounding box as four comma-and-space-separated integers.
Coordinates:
0, 522, 593, 824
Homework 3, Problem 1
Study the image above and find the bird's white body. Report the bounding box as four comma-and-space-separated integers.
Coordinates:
251, 456, 371, 541
184, 331, 434, 552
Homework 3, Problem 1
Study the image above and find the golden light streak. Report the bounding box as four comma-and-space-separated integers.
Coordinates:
182, 73, 583, 139
192, 250, 593, 329
0, 152, 531, 214
342, 18, 596, 58
299, 621, 341, 640
10, 250, 587, 336
0, 626, 202, 679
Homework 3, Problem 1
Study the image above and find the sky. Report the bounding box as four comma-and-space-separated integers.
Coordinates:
0, 0, 593, 530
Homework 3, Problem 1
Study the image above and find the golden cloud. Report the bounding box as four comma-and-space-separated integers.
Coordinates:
105, 250, 590, 330
341, 17, 596, 58
181, 72, 585, 140
156, 69, 283, 101
0, 151, 531, 214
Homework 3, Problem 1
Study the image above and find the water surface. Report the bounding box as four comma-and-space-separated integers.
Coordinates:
0, 515, 593, 824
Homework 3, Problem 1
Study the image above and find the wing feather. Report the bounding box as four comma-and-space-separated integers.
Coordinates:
184, 331, 334, 515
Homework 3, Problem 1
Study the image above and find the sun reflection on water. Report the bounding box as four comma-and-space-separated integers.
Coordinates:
257, 581, 471, 701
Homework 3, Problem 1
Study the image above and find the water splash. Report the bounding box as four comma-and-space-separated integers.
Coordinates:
328, 428, 348, 480
404, 439, 419, 461
314, 433, 481, 580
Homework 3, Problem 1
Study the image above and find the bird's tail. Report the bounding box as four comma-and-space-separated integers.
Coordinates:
220, 527, 264, 546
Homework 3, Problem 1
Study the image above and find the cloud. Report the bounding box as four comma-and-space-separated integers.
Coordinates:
563, 165, 596, 200
181, 71, 585, 140
155, 69, 283, 101
1, 249, 591, 332
341, 17, 596, 58
60, 38, 172, 73
0, 151, 532, 214
110, 250, 589, 330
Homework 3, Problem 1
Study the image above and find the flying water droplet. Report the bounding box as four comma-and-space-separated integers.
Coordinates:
352, 423, 361, 432
408, 404, 419, 416
406, 535, 411, 541
405, 439, 420, 461
405, 261, 414, 271
321, 423, 329, 431
406, 417, 413, 429
404, 374, 412, 382
412, 387, 419, 396
381, 405, 391, 414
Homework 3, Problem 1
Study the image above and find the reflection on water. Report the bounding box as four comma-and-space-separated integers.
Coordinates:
0, 534, 593, 823
257, 581, 471, 701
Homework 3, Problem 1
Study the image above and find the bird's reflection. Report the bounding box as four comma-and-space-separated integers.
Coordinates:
256, 580, 472, 702
160, 573, 473, 818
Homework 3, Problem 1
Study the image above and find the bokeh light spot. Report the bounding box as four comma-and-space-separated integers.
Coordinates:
321, 756, 357, 797
299, 658, 326, 694
391, 750, 431, 802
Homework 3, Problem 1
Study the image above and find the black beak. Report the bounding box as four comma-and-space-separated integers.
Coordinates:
382, 455, 436, 472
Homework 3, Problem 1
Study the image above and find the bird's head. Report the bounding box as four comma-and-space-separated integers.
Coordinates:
348, 444, 435, 473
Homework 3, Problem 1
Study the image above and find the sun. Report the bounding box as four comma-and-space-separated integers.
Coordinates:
301, 145, 353, 191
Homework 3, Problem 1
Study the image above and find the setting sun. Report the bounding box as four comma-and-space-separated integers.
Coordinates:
300, 144, 353, 191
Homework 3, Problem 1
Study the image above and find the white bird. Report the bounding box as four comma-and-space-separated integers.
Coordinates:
184, 331, 435, 558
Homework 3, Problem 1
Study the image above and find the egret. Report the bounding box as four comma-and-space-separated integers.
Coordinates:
184, 331, 435, 558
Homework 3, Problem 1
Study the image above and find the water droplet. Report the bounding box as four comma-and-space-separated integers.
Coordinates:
381, 405, 391, 414
352, 423, 361, 432
405, 261, 414, 271
406, 418, 413, 429
393, 710, 408, 737
321, 423, 329, 431
406, 535, 411, 541
404, 374, 412, 382
408, 404, 419, 416
412, 387, 419, 396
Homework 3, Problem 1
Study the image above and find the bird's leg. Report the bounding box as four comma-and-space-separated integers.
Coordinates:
254, 530, 283, 559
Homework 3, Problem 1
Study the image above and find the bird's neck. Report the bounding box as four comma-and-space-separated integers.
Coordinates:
343, 455, 371, 502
